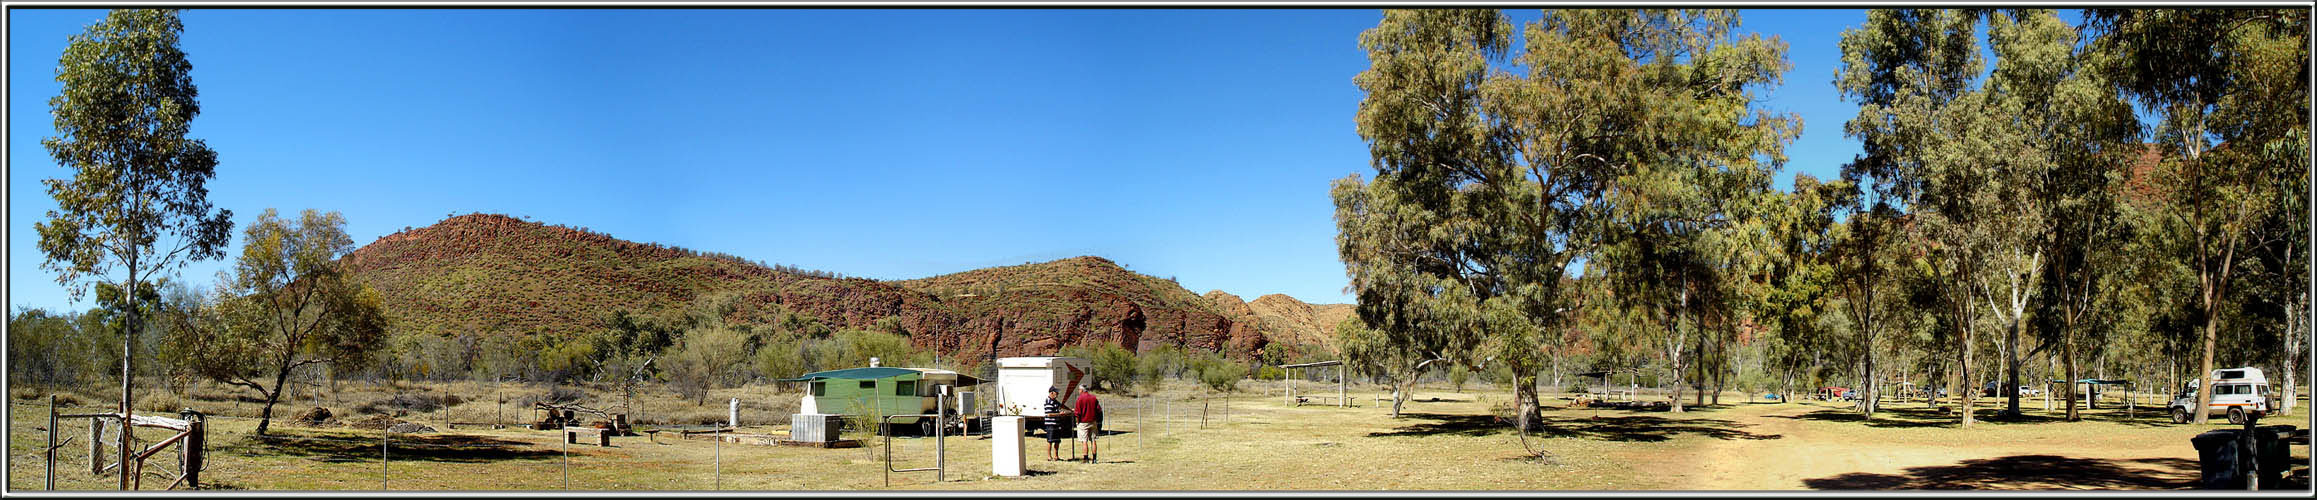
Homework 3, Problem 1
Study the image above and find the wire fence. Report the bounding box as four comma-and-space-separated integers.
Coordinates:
6, 391, 1256, 491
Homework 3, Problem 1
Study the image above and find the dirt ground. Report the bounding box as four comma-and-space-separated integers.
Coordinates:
1676, 400, 2312, 490
7, 381, 2310, 491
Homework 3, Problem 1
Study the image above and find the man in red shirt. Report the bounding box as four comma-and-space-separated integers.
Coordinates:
1072, 384, 1102, 463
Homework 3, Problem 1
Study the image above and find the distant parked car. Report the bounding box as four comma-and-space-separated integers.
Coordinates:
1981, 381, 2029, 398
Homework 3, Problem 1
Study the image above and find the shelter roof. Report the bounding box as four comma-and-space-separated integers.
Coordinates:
782, 367, 918, 382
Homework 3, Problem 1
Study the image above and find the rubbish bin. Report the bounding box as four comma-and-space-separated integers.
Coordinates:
2192, 425, 2298, 489
2253, 425, 2296, 486
2192, 429, 2243, 489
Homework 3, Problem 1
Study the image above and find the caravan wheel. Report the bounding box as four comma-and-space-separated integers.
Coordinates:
918, 418, 936, 436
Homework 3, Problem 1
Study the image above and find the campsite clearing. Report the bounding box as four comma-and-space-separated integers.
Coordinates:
8, 380, 2308, 490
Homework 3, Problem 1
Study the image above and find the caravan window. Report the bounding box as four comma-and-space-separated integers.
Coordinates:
860, 380, 876, 390
896, 380, 917, 397
812, 381, 826, 397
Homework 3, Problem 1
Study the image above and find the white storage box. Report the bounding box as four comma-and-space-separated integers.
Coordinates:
991, 416, 1025, 476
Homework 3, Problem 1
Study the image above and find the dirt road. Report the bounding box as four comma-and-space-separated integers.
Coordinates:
1676, 400, 2306, 490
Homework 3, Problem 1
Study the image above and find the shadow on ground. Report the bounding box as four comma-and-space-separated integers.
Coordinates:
1773, 405, 2179, 429
1801, 454, 2199, 490
238, 432, 558, 463
1770, 408, 1956, 429
1367, 412, 1782, 442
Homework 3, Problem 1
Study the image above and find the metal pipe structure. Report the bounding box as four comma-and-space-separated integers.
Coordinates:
881, 410, 945, 487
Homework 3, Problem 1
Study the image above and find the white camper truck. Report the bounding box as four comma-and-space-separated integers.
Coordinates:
2170, 367, 2280, 424
992, 356, 1092, 436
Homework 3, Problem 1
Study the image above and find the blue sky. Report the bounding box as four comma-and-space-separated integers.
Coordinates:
9, 8, 1879, 312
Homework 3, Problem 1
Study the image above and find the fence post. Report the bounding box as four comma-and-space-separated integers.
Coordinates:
47, 395, 57, 490
562, 426, 570, 490
90, 418, 105, 475
180, 410, 203, 490
714, 423, 722, 490
381, 428, 388, 490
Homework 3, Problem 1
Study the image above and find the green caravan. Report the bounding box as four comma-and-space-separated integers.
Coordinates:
784, 366, 983, 435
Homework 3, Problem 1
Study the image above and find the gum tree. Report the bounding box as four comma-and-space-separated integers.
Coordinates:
1337, 8, 1793, 446
1835, 9, 2006, 426
2087, 8, 2308, 423
175, 209, 387, 436
35, 9, 231, 486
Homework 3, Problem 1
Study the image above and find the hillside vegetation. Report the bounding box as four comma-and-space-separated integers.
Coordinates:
335, 214, 1334, 364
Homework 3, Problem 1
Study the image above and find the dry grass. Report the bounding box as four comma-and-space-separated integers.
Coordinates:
7, 380, 2308, 491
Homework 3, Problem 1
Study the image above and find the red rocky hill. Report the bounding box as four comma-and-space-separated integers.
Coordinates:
340, 214, 1270, 363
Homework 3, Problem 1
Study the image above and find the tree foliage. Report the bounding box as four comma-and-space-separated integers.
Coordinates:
174, 209, 387, 435
34, 10, 233, 482
2084, 7, 2308, 424
1338, 8, 1795, 440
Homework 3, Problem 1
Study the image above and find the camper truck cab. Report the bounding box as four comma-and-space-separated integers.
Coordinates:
2169, 367, 2278, 424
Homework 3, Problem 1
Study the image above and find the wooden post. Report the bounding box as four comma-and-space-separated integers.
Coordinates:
1339, 365, 1347, 408
182, 411, 203, 490
46, 396, 57, 490
89, 418, 105, 475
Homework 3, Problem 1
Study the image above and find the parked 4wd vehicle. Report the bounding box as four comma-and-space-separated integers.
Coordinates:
2168, 367, 2280, 424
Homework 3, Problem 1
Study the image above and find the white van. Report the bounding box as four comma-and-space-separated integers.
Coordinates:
992, 356, 1091, 435
2169, 367, 2279, 424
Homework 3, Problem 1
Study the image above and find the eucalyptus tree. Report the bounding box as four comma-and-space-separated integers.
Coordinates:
1983, 9, 2142, 422
35, 9, 232, 485
1758, 176, 1846, 405
2086, 8, 2309, 423
1336, 315, 1442, 418
174, 209, 388, 436
1338, 9, 1794, 438
1837, 9, 2033, 426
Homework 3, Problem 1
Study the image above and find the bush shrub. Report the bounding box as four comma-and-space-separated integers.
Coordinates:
1190, 354, 1248, 394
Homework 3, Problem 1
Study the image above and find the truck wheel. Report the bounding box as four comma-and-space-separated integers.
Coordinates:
2172, 408, 2190, 424
2227, 407, 2246, 425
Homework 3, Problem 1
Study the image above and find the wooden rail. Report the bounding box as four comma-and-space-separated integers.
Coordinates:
48, 406, 203, 490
